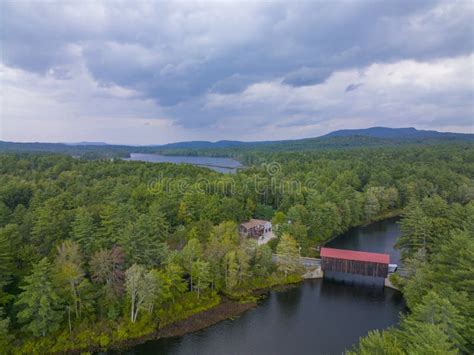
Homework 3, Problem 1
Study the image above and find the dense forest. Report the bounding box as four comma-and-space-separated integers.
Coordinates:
0, 142, 473, 353
352, 196, 473, 354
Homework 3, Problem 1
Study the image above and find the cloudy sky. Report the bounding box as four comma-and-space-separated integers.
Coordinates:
1, 1, 473, 144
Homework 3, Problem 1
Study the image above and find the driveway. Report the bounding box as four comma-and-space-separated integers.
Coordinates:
257, 231, 277, 245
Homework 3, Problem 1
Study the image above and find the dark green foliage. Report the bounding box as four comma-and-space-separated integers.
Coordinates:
353, 200, 474, 354
0, 142, 472, 352
0, 226, 15, 291
71, 207, 96, 255
15, 258, 64, 337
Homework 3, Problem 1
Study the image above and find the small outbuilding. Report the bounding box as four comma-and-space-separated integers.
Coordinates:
239, 219, 272, 238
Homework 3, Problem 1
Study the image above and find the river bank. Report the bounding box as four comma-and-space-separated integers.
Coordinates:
36, 276, 300, 354
106, 297, 257, 353
126, 218, 405, 355
107, 277, 302, 353
13, 217, 403, 354
111, 216, 403, 353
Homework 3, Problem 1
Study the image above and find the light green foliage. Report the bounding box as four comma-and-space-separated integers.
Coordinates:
348, 329, 403, 355
163, 263, 187, 302
125, 264, 146, 323
181, 238, 203, 290
142, 269, 163, 315
271, 211, 286, 226
364, 187, 382, 221
190, 260, 211, 298
236, 248, 251, 285
276, 233, 300, 277
224, 251, 239, 290
55, 240, 85, 320
16, 258, 64, 337
253, 244, 273, 277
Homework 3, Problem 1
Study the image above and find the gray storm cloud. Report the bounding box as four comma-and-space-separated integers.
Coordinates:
0, 0, 473, 144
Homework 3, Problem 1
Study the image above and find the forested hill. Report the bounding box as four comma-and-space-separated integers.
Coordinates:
1, 127, 472, 158
321, 126, 473, 139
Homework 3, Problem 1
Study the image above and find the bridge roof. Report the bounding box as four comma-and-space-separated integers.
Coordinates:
320, 247, 390, 264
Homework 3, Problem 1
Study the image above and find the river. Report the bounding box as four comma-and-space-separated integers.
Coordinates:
124, 153, 242, 173
126, 218, 405, 355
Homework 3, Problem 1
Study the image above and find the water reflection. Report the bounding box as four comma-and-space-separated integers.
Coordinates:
125, 219, 405, 355
124, 153, 242, 173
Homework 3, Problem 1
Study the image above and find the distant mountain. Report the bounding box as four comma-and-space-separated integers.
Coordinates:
322, 127, 473, 140
159, 127, 473, 150
1, 127, 472, 158
64, 141, 109, 146
155, 140, 249, 149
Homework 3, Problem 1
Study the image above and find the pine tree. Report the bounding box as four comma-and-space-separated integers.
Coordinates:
119, 214, 168, 267
0, 225, 15, 293
397, 203, 432, 259
0, 307, 12, 348
348, 329, 402, 355
402, 322, 457, 354
71, 207, 96, 255
15, 258, 64, 337
407, 291, 465, 350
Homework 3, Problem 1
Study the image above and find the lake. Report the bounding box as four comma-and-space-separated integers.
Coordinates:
125, 153, 242, 173
126, 218, 405, 355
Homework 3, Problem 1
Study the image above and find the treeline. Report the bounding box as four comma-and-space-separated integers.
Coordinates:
2, 136, 473, 160
0, 143, 472, 352
351, 196, 474, 354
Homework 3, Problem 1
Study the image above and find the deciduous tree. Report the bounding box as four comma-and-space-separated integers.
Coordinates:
276, 233, 300, 277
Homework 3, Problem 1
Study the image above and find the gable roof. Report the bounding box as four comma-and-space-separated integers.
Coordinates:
320, 247, 390, 264
240, 219, 270, 229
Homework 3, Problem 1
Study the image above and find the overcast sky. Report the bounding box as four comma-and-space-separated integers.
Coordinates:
1, 1, 473, 144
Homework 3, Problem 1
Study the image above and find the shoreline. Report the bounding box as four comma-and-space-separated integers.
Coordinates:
57, 214, 402, 354
104, 281, 302, 353
106, 296, 258, 353
321, 210, 403, 246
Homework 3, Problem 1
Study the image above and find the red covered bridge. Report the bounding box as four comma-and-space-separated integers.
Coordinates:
320, 247, 390, 278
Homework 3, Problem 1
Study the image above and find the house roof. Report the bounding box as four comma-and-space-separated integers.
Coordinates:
320, 247, 390, 264
240, 219, 270, 229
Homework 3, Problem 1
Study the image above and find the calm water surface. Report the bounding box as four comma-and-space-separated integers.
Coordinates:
126, 219, 405, 355
125, 153, 241, 173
